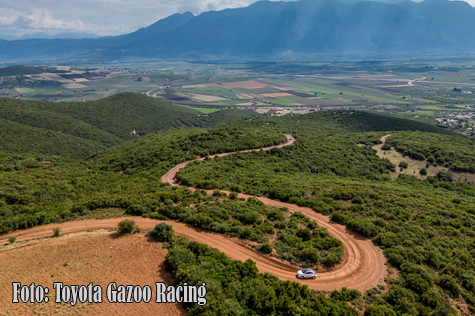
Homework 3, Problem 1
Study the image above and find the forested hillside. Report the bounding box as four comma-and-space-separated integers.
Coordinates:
0, 127, 286, 234
0, 93, 259, 158
176, 126, 475, 314
1, 109, 473, 315
0, 118, 107, 158
229, 110, 454, 136
385, 131, 475, 173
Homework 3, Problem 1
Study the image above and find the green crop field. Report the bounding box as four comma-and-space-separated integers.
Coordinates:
194, 108, 221, 114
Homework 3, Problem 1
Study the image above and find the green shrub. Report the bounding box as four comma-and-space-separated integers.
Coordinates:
117, 219, 138, 235
150, 222, 175, 242
419, 168, 428, 176
126, 204, 148, 216
8, 236, 16, 244
52, 227, 61, 237
260, 242, 273, 254
149, 213, 167, 220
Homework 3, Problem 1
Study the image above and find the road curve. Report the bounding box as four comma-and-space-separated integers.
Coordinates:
1, 134, 387, 292
164, 134, 387, 292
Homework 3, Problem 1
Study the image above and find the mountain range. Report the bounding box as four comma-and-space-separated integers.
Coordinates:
0, 0, 474, 60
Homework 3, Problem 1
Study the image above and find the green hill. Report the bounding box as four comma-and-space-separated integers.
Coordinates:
0, 118, 106, 158
0, 93, 260, 158
0, 65, 60, 77
230, 110, 455, 136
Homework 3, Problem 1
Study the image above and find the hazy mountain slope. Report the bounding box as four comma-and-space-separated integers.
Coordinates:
115, 12, 195, 45
116, 0, 475, 57
1, 0, 475, 59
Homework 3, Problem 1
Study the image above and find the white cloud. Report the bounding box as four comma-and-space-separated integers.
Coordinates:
0, 7, 128, 34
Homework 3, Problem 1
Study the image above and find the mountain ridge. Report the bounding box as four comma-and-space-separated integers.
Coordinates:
1, 0, 475, 59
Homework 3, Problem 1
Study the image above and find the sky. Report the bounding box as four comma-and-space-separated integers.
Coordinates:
0, 0, 474, 38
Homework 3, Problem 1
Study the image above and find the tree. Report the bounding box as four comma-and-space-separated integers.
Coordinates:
437, 171, 453, 182
420, 168, 428, 176
150, 222, 174, 242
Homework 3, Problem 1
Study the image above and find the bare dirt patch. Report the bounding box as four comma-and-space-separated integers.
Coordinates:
0, 233, 185, 316
260, 92, 293, 98
374, 135, 475, 184
14, 87, 34, 93
190, 94, 227, 102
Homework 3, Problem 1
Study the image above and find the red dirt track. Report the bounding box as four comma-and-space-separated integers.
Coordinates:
0, 134, 387, 293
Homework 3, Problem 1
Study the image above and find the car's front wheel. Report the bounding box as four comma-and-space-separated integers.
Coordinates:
299, 275, 304, 279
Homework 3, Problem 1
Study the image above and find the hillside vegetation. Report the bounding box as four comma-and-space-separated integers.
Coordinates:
176, 129, 475, 314
0, 93, 260, 158
231, 111, 454, 136
385, 131, 475, 173
0, 118, 106, 158
163, 232, 358, 316
0, 127, 286, 234
1, 109, 473, 315
0, 65, 63, 77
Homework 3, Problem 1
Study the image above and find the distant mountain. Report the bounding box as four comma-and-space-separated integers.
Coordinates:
20, 32, 100, 40
114, 12, 194, 45
0, 0, 475, 59
0, 34, 19, 41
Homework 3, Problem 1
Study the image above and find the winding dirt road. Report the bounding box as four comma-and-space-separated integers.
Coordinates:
1, 134, 387, 292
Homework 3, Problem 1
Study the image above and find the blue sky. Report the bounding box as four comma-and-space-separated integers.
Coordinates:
0, 0, 473, 37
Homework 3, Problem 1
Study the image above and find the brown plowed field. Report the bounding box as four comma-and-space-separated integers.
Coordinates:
0, 133, 388, 315
0, 233, 185, 316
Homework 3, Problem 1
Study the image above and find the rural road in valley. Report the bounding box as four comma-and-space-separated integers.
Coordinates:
1, 135, 388, 292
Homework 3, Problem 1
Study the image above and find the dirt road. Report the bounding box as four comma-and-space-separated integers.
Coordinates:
380, 134, 392, 145
1, 134, 387, 292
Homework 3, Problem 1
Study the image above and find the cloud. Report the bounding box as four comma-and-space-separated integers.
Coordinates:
177, 0, 271, 14
0, 7, 127, 34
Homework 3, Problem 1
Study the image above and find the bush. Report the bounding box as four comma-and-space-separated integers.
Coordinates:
419, 168, 428, 176
8, 236, 16, 244
399, 161, 408, 169
117, 219, 138, 235
149, 213, 167, 220
437, 171, 453, 182
52, 227, 61, 237
126, 204, 148, 216
150, 222, 175, 242
260, 242, 273, 254
438, 274, 460, 298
